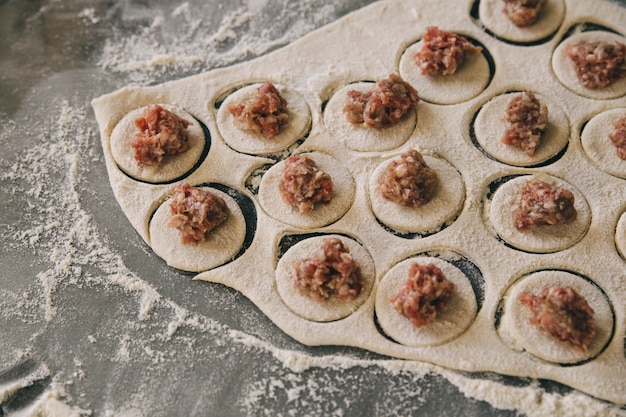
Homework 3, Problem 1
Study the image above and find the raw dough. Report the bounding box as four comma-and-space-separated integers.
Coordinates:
110, 104, 206, 183
581, 108, 626, 179
375, 256, 477, 347
258, 152, 355, 229
473, 92, 569, 167
92, 0, 626, 404
399, 38, 490, 105
499, 270, 613, 364
487, 175, 591, 253
149, 186, 246, 272
479, 0, 565, 44
323, 82, 417, 152
216, 83, 311, 155
368, 152, 465, 234
552, 30, 626, 100
275, 234, 375, 322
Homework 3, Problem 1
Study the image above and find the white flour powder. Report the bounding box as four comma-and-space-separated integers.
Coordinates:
1, 1, 625, 416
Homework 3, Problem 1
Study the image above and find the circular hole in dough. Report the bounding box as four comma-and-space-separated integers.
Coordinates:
498, 270, 614, 364
581, 108, 626, 179
478, 0, 565, 44
258, 152, 355, 229
398, 38, 491, 105
552, 31, 626, 100
487, 174, 591, 253
616, 211, 626, 260
473, 92, 570, 167
275, 234, 376, 322
216, 83, 311, 156
375, 256, 478, 347
110, 104, 206, 184
323, 82, 417, 152
368, 153, 465, 234
149, 186, 247, 272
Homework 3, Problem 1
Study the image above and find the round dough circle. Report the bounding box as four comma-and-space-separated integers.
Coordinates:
499, 270, 613, 364
110, 104, 206, 183
375, 256, 478, 347
473, 92, 570, 167
399, 39, 491, 105
258, 152, 355, 229
216, 83, 311, 155
552, 31, 626, 100
581, 108, 626, 179
369, 153, 465, 234
488, 175, 591, 253
323, 82, 417, 152
616, 211, 626, 260
479, 0, 565, 44
149, 187, 246, 272
275, 234, 376, 322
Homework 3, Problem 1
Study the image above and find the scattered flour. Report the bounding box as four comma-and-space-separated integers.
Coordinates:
97, 1, 347, 84
78, 8, 100, 25
0, 363, 50, 404
2, 1, 626, 416
13, 381, 91, 417
232, 330, 626, 417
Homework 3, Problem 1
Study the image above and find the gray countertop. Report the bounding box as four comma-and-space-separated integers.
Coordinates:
1, 1, 625, 416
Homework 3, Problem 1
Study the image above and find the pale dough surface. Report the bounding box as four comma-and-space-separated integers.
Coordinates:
552, 31, 626, 100
479, 0, 565, 43
473, 92, 569, 167
399, 39, 490, 105
499, 270, 613, 364
149, 187, 246, 272
216, 83, 311, 155
375, 256, 477, 347
110, 104, 205, 183
323, 82, 417, 152
581, 108, 626, 179
368, 153, 465, 234
488, 175, 591, 253
275, 234, 376, 322
258, 152, 355, 229
92, 0, 626, 404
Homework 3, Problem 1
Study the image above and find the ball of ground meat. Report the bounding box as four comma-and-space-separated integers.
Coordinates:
343, 74, 419, 129
378, 149, 439, 208
391, 262, 457, 328
293, 237, 363, 302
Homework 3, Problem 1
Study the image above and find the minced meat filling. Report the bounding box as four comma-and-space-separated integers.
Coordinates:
293, 237, 364, 302
565, 40, 626, 89
414, 26, 481, 76
133, 105, 191, 166
513, 178, 577, 231
502, 0, 545, 27
519, 285, 595, 352
378, 149, 439, 208
501, 92, 549, 156
609, 115, 626, 160
343, 74, 419, 129
167, 182, 229, 244
227, 81, 289, 138
391, 262, 457, 328
279, 155, 333, 214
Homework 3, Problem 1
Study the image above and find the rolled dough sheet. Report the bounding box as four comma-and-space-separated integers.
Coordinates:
92, 0, 626, 404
